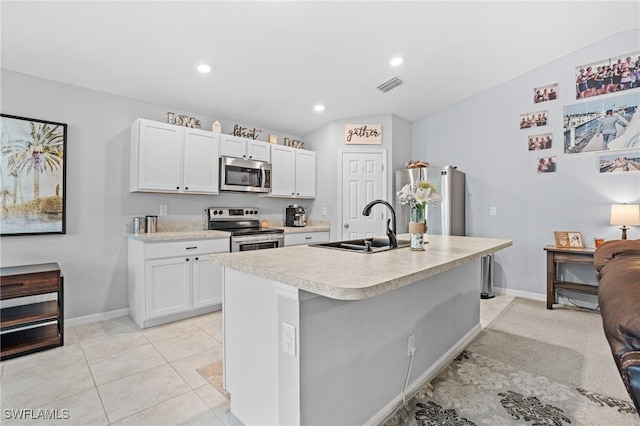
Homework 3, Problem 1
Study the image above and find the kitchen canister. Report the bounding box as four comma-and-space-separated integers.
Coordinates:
145, 215, 158, 233
132, 217, 145, 234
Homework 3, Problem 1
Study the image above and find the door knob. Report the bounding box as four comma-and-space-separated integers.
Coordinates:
344, 223, 349, 228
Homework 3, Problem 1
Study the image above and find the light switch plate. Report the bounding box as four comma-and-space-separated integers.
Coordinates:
159, 205, 168, 216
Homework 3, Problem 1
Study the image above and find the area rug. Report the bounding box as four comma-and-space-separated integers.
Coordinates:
384, 349, 638, 426
196, 360, 229, 400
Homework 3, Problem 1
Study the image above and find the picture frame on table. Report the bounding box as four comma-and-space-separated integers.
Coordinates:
554, 231, 584, 248
0, 114, 67, 236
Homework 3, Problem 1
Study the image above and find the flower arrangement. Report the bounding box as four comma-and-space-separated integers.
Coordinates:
397, 180, 442, 212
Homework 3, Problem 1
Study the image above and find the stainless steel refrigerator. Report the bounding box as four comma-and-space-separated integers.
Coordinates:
394, 165, 466, 236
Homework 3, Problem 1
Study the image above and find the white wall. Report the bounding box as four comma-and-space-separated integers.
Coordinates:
304, 113, 411, 240
412, 29, 640, 300
0, 70, 302, 320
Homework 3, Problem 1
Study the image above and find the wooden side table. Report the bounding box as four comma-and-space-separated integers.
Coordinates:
0, 262, 64, 360
544, 245, 597, 309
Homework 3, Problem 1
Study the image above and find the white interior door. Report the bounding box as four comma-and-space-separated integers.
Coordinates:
341, 152, 384, 240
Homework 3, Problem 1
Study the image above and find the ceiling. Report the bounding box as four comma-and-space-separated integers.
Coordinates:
2, 1, 639, 136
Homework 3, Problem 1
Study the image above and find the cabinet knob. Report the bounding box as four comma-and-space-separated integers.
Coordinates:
176, 186, 180, 190
344, 223, 349, 228
185, 187, 189, 190
195, 257, 199, 261
249, 156, 252, 159
186, 258, 190, 262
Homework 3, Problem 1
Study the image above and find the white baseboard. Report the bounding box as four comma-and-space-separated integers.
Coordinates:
494, 287, 599, 310
493, 287, 545, 301
65, 308, 129, 328
366, 324, 482, 426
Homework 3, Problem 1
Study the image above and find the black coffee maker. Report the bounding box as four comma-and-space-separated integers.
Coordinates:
285, 205, 306, 227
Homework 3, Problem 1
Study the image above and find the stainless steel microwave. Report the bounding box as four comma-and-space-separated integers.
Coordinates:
219, 156, 271, 193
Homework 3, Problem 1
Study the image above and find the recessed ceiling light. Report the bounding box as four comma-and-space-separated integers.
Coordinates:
196, 64, 211, 74
314, 104, 325, 112
390, 57, 403, 67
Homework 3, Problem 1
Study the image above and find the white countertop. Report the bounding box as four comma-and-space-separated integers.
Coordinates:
211, 234, 512, 300
126, 221, 330, 242
127, 230, 230, 242
272, 225, 330, 234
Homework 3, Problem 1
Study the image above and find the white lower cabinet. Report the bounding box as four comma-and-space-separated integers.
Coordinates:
145, 257, 191, 319
284, 231, 330, 246
128, 238, 227, 328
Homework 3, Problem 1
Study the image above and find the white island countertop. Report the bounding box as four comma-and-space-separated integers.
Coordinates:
211, 234, 512, 300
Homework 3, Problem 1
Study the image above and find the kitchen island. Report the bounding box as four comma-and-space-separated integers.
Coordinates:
211, 234, 512, 425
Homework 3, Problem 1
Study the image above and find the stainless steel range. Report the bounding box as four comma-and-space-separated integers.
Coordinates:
206, 207, 284, 252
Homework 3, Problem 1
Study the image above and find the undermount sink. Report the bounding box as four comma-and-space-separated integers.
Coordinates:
310, 237, 410, 253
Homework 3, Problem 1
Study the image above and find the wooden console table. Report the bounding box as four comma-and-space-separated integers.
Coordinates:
544, 245, 596, 310
1, 262, 64, 360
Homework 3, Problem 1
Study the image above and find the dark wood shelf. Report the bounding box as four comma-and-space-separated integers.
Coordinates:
1, 263, 63, 360
1, 300, 61, 329
554, 281, 598, 295
1, 324, 61, 359
544, 246, 596, 309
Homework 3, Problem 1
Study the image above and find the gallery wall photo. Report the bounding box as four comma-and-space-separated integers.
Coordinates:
575, 51, 640, 100
0, 114, 67, 236
562, 91, 640, 154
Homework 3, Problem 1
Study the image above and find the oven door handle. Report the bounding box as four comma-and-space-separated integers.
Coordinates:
232, 235, 284, 244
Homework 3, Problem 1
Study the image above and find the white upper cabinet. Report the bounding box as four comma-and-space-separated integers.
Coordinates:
130, 119, 219, 194
183, 128, 220, 193
269, 145, 316, 198
294, 149, 316, 198
219, 134, 270, 162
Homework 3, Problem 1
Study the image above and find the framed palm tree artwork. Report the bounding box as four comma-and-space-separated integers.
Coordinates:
1, 114, 67, 236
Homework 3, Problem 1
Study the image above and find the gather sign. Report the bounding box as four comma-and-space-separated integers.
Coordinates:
344, 124, 382, 144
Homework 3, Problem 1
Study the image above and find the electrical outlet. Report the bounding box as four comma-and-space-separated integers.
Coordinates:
282, 322, 296, 357
322, 207, 327, 216
159, 204, 168, 216
407, 334, 416, 357
489, 206, 497, 216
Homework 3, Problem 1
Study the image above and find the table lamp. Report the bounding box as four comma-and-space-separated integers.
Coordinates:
610, 204, 640, 239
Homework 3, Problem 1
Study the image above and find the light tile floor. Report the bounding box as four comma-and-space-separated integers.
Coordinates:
0, 295, 513, 426
479, 292, 515, 329
0, 311, 239, 426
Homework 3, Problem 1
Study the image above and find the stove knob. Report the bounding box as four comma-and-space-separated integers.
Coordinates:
218, 210, 223, 215
245, 210, 249, 215
212, 210, 218, 215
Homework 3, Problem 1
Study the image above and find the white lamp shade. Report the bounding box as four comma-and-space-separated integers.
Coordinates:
610, 204, 640, 226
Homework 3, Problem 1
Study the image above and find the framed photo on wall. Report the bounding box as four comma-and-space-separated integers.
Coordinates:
520, 110, 548, 129
533, 83, 558, 103
575, 51, 640, 100
599, 151, 640, 173
0, 114, 67, 236
537, 156, 557, 173
528, 132, 553, 151
563, 91, 639, 154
